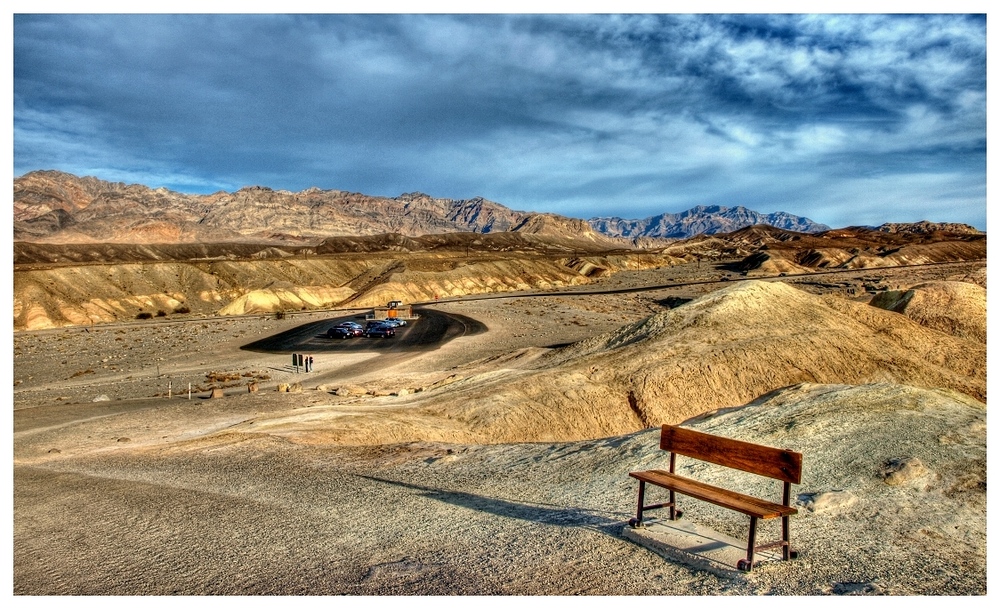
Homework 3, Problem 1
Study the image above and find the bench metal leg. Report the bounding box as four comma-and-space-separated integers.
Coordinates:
748, 522, 798, 565
782, 515, 791, 560
738, 516, 759, 572
781, 481, 796, 560
628, 480, 681, 527
780, 515, 798, 560
738, 516, 798, 571
629, 481, 647, 527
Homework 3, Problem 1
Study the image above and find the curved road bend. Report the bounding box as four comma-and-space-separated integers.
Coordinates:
240, 307, 486, 354
237, 307, 487, 385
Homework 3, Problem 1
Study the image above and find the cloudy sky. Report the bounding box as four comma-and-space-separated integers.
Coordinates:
12, 10, 988, 229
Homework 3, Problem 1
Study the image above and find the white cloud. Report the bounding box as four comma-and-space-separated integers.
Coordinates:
13, 14, 985, 230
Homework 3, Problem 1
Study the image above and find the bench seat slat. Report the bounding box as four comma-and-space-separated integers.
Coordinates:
629, 469, 797, 519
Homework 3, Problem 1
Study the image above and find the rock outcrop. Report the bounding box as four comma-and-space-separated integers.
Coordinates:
869, 281, 986, 343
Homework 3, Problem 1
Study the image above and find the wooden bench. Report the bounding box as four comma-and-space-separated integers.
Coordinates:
628, 424, 803, 572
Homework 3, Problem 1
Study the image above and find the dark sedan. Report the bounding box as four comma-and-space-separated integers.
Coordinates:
327, 326, 355, 339
365, 324, 395, 338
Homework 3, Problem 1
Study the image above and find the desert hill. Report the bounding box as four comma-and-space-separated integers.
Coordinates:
14, 170, 579, 244
12, 230, 633, 266
11, 243, 693, 330
11, 172, 989, 595
875, 220, 984, 235
211, 280, 984, 446
13, 217, 986, 332
734, 224, 985, 275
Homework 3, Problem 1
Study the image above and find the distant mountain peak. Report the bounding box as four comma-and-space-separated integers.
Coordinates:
589, 206, 829, 240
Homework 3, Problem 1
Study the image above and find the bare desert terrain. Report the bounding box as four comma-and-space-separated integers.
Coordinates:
12, 257, 987, 596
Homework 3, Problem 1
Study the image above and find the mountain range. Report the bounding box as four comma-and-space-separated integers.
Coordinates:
14, 170, 829, 245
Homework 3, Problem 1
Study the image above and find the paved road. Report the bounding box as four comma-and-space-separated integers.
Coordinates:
240, 307, 487, 354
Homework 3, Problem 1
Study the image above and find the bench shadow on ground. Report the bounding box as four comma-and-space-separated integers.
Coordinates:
358, 475, 627, 538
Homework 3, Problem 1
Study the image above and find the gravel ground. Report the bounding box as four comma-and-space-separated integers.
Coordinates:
13, 383, 987, 596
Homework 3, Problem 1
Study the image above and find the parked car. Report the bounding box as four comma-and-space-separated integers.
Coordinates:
327, 326, 353, 339
381, 318, 406, 327
336, 321, 364, 336
365, 324, 395, 338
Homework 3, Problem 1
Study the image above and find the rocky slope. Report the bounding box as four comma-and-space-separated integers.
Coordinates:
12, 379, 987, 594
875, 220, 984, 235
13, 222, 987, 332
14, 170, 601, 245
12, 172, 986, 334
870, 280, 986, 343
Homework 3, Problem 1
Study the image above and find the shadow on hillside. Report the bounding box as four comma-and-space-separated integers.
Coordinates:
714, 261, 748, 273
654, 296, 693, 309
357, 475, 627, 538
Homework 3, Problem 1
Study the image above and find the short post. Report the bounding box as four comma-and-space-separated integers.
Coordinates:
168, 381, 172, 399
188, 383, 191, 400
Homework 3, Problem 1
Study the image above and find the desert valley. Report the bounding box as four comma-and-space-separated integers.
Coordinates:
11, 171, 987, 596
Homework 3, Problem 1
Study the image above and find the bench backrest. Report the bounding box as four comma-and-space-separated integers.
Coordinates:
660, 425, 802, 484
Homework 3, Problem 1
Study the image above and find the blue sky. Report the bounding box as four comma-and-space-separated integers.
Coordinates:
12, 9, 988, 229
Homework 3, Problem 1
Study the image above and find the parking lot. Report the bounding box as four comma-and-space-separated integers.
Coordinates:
239, 307, 486, 354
